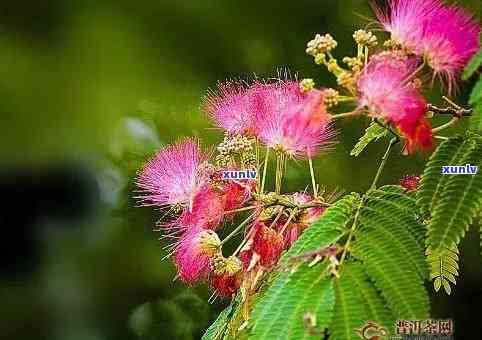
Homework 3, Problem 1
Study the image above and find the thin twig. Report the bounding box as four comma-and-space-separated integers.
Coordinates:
427, 104, 472, 117
432, 116, 460, 133
224, 205, 257, 215
331, 110, 361, 120
370, 137, 398, 190
308, 155, 318, 198
340, 137, 397, 266
260, 148, 270, 194
221, 214, 254, 245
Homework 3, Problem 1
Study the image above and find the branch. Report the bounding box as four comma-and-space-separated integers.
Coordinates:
427, 101, 472, 118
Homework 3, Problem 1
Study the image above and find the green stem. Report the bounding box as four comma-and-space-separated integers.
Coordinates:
220, 214, 253, 246
340, 137, 397, 266
308, 155, 318, 198
260, 148, 270, 194
338, 199, 363, 266
331, 110, 360, 120
432, 116, 459, 133
275, 152, 285, 194
224, 205, 257, 215
370, 137, 397, 190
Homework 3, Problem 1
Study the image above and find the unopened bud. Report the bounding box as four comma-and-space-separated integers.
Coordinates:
199, 230, 221, 256
306, 33, 337, 56
353, 29, 377, 47
300, 78, 315, 92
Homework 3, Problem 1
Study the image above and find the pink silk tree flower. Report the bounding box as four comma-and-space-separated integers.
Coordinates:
137, 138, 209, 209
238, 220, 285, 270
177, 185, 226, 230
372, 0, 480, 92
250, 221, 284, 268
211, 272, 242, 298
255, 81, 334, 158
372, 0, 441, 54
357, 53, 433, 154
202, 81, 258, 135
421, 4, 480, 91
223, 180, 256, 212
173, 227, 220, 283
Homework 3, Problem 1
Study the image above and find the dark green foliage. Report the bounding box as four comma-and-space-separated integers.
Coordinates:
417, 136, 468, 215
246, 188, 430, 339
248, 195, 359, 339
352, 188, 429, 319
462, 48, 482, 80
350, 121, 388, 157
418, 135, 482, 294
427, 137, 482, 250
469, 77, 482, 131
250, 264, 335, 340
465, 48, 482, 131
471, 101, 482, 132
330, 262, 395, 340
427, 246, 459, 295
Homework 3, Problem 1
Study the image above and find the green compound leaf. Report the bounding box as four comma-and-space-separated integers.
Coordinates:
470, 101, 482, 132
462, 48, 482, 80
469, 75, 482, 105
352, 188, 430, 319
417, 136, 469, 216
249, 264, 335, 340
469, 76, 482, 132
427, 246, 459, 295
249, 195, 360, 339
427, 136, 482, 251
350, 121, 388, 157
330, 262, 395, 340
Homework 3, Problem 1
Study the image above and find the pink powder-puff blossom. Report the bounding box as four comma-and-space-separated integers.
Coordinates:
254, 81, 334, 158
212, 273, 241, 297
357, 53, 433, 154
421, 4, 480, 90
137, 138, 209, 208
240, 221, 284, 269
176, 185, 226, 230
173, 228, 220, 283
223, 180, 256, 212
203, 81, 257, 135
372, 0, 440, 53
372, 0, 480, 91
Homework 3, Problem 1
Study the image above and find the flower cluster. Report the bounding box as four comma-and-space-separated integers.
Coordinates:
305, 0, 479, 154
136, 0, 479, 302
138, 78, 336, 299
372, 0, 480, 92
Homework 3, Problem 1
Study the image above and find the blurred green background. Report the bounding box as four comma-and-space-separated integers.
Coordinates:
1, 1, 480, 339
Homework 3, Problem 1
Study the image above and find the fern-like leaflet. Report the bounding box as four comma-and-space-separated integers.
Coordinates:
419, 135, 482, 294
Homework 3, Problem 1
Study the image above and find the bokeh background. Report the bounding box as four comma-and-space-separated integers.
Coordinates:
1, 1, 480, 339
